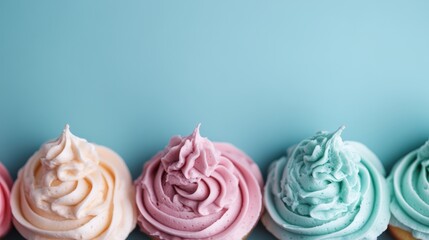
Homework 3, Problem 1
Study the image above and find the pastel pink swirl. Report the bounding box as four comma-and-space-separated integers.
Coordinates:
0, 162, 12, 237
136, 125, 262, 239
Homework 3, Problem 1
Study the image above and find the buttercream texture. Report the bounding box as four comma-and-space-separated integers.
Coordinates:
135, 125, 263, 240
389, 141, 429, 239
11, 125, 136, 240
262, 127, 390, 240
0, 162, 13, 237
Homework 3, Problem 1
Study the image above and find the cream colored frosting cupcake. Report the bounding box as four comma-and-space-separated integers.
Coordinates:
11, 125, 136, 240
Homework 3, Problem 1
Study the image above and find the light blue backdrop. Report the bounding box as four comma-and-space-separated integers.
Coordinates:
1, 1, 429, 239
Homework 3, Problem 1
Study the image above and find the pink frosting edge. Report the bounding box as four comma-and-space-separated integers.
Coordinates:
135, 140, 263, 239
214, 142, 264, 189
0, 162, 13, 237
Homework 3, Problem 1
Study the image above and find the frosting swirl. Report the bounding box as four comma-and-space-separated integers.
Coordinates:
389, 141, 429, 239
0, 162, 12, 237
11, 125, 136, 240
262, 127, 390, 239
135, 125, 262, 239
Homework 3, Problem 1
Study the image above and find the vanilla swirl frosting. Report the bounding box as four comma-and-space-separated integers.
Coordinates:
135, 125, 263, 239
389, 141, 429, 239
0, 162, 13, 237
262, 127, 390, 240
11, 125, 136, 240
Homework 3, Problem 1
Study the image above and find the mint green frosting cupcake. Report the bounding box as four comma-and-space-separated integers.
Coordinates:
262, 127, 390, 240
389, 141, 429, 239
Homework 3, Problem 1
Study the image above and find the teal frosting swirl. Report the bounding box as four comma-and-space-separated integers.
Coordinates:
389, 141, 429, 239
262, 127, 390, 240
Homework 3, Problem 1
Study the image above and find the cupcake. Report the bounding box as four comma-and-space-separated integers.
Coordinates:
135, 124, 263, 240
389, 141, 429, 240
262, 126, 390, 239
0, 162, 13, 237
11, 125, 136, 239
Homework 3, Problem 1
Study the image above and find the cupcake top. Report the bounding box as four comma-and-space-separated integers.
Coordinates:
135, 125, 263, 240
11, 125, 136, 240
389, 141, 429, 239
0, 162, 13, 237
262, 127, 390, 240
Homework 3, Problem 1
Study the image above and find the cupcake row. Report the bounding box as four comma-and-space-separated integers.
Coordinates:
0, 124, 426, 240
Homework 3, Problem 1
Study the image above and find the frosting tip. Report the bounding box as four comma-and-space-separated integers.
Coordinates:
192, 123, 202, 138
63, 124, 71, 135
334, 125, 346, 136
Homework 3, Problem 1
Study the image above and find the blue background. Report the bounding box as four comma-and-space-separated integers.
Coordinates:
1, 1, 429, 239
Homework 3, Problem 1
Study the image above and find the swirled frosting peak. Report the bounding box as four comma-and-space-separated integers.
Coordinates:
11, 125, 136, 240
263, 127, 390, 240
136, 125, 262, 239
281, 126, 361, 221
389, 140, 429, 239
161, 124, 220, 184
41, 124, 99, 181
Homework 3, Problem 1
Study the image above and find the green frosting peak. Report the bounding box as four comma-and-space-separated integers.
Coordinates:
263, 127, 390, 240
282, 127, 361, 221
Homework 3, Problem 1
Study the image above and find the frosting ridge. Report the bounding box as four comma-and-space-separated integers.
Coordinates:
263, 127, 390, 240
136, 125, 262, 239
389, 140, 429, 239
41, 124, 99, 181
161, 124, 221, 185
11, 125, 136, 240
0, 162, 12, 237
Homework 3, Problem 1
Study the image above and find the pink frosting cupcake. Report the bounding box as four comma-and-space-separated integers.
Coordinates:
0, 162, 13, 237
135, 125, 263, 240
